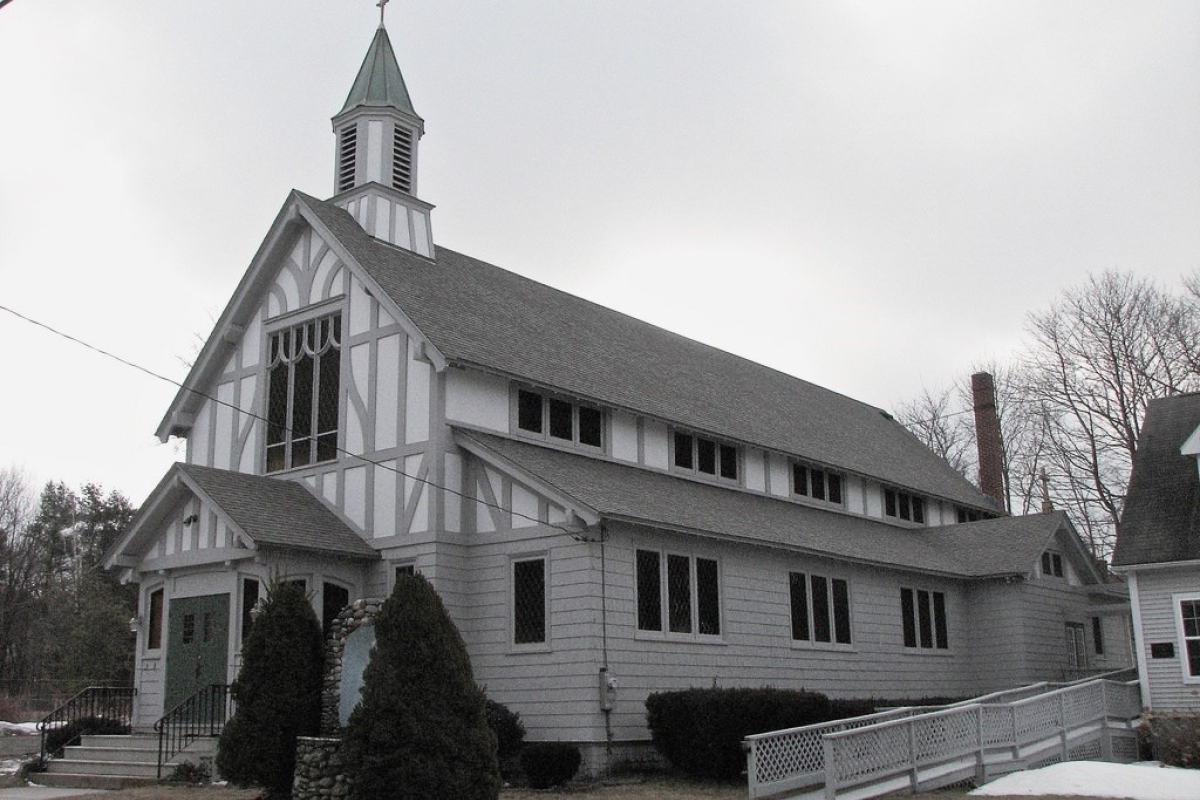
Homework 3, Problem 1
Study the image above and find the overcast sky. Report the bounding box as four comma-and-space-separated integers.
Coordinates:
1, 0, 1197, 506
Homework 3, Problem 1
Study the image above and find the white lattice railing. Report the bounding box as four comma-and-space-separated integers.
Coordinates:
744, 677, 1140, 800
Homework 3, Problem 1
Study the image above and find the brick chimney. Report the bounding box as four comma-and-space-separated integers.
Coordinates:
971, 372, 1006, 509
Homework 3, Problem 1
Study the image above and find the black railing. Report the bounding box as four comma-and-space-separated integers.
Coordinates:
38, 686, 136, 761
154, 684, 233, 778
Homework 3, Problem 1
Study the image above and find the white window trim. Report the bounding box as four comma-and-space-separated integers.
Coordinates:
634, 546, 724, 642
1172, 592, 1200, 684
512, 386, 606, 452
788, 571, 855, 652
510, 554, 551, 653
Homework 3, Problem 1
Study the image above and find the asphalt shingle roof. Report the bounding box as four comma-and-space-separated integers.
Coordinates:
1113, 393, 1200, 567
459, 429, 1057, 579
179, 464, 378, 560
298, 193, 994, 511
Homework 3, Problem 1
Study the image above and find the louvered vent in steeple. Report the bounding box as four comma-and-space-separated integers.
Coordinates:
337, 126, 358, 193
392, 127, 413, 193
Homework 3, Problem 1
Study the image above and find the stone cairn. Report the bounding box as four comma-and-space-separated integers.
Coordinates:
292, 597, 384, 800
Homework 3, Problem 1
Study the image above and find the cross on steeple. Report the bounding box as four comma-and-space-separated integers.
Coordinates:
377, 0, 389, 27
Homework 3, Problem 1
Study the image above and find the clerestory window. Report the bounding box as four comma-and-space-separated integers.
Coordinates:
792, 463, 843, 506
516, 388, 603, 449
266, 313, 342, 472
884, 487, 925, 524
673, 431, 738, 481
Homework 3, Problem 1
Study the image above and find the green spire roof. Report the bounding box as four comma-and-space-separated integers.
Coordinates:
338, 26, 418, 117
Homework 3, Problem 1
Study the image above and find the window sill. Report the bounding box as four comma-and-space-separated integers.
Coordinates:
791, 641, 856, 653
510, 643, 552, 655
901, 648, 955, 657
635, 630, 726, 645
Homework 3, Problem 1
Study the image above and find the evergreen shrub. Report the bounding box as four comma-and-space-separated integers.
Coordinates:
485, 698, 526, 780
216, 581, 324, 796
1142, 713, 1200, 768
342, 573, 500, 800
645, 688, 833, 779
520, 742, 581, 789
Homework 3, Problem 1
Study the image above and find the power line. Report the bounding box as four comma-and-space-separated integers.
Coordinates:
0, 303, 585, 537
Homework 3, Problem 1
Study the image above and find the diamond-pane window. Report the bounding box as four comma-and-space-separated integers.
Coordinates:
636, 550, 662, 632
513, 558, 546, 645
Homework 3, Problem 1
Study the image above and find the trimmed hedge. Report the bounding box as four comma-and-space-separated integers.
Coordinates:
646, 689, 966, 779
520, 742, 581, 789
646, 688, 832, 779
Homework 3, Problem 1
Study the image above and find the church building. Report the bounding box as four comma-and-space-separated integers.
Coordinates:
105, 17, 1132, 771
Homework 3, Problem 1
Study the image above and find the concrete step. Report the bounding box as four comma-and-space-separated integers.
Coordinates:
80, 734, 159, 750
62, 745, 159, 763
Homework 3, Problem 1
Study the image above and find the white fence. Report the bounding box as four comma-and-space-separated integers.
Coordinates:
744, 677, 1141, 800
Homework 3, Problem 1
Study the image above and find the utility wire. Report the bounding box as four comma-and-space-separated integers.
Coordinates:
0, 303, 587, 537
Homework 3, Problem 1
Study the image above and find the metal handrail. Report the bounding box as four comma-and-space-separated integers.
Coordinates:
37, 686, 136, 761
153, 684, 233, 778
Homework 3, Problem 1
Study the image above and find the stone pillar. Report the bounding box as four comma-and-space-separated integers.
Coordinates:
292, 737, 350, 800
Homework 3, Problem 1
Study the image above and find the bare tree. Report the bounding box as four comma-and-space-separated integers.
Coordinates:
897, 271, 1200, 561
894, 385, 975, 477
0, 467, 38, 689
1020, 271, 1200, 557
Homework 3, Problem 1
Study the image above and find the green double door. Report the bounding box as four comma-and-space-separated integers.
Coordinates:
164, 594, 230, 713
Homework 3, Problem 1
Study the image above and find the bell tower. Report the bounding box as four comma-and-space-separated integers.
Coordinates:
330, 9, 434, 257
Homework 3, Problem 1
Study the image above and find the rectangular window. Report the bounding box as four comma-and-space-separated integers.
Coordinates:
789, 572, 852, 645
901, 587, 948, 650
513, 558, 547, 645
789, 572, 810, 641
1180, 598, 1200, 678
1066, 622, 1087, 670
792, 463, 843, 506
884, 487, 925, 523
266, 313, 342, 472
667, 554, 692, 633
516, 389, 603, 449
323, 582, 350, 634
182, 613, 196, 645
636, 550, 662, 632
241, 579, 259, 644
1041, 552, 1064, 578
1092, 616, 1104, 655
637, 549, 720, 638
148, 588, 164, 650
696, 558, 721, 635
673, 431, 738, 481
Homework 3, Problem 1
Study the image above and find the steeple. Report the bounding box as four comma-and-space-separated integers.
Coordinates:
330, 16, 434, 257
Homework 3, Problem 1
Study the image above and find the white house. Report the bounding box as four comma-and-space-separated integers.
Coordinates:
105, 21, 1131, 769
1113, 393, 1200, 712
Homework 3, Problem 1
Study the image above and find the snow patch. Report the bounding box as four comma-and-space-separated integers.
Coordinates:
971, 761, 1200, 800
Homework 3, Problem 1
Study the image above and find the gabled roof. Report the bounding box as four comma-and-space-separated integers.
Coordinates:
176, 465, 377, 559
296, 193, 994, 511
456, 429, 1064, 580
106, 463, 377, 568
1113, 393, 1200, 567
337, 25, 419, 118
